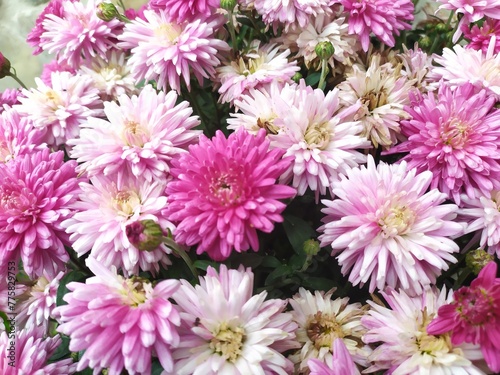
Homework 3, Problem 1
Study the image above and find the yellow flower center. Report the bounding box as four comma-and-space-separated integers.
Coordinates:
442, 117, 470, 149
120, 276, 149, 307
304, 121, 331, 150
306, 311, 344, 349
154, 23, 182, 45
209, 323, 246, 363
112, 190, 141, 217
122, 120, 149, 147
377, 200, 415, 238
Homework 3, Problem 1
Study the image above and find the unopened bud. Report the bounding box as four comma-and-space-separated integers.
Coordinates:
419, 36, 432, 50
126, 220, 164, 251
292, 72, 303, 83
0, 52, 11, 79
466, 248, 494, 275
96, 2, 120, 22
303, 239, 320, 257
221, 0, 237, 11
315, 41, 335, 61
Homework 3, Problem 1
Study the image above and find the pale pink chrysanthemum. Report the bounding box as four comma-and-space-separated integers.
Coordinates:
0, 327, 77, 374
0, 149, 80, 279
0, 106, 46, 164
318, 156, 464, 294
340, 0, 414, 51
62, 173, 174, 276
397, 44, 435, 93
149, 0, 220, 22
337, 54, 416, 149
163, 129, 296, 261
0, 89, 21, 112
438, 0, 500, 23
308, 339, 361, 375
427, 261, 500, 373
216, 40, 300, 105
430, 38, 500, 99
386, 83, 500, 205
68, 84, 201, 182
16, 271, 65, 334
171, 264, 298, 374
253, 0, 334, 30
54, 257, 181, 374
16, 71, 102, 149
118, 10, 229, 93
362, 287, 486, 374
40, 59, 76, 86
288, 288, 370, 373
463, 18, 500, 54
460, 190, 500, 258
39, 0, 123, 68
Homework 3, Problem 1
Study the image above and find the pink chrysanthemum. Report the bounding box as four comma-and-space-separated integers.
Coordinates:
427, 261, 500, 373
39, 0, 123, 68
40, 60, 76, 86
149, 0, 220, 22
463, 19, 500, 54
216, 40, 300, 105
171, 264, 298, 374
362, 287, 486, 374
253, 0, 334, 30
386, 83, 500, 205
0, 89, 21, 112
308, 339, 361, 375
54, 257, 181, 374
16, 271, 64, 334
341, 0, 414, 51
318, 156, 464, 294
0, 106, 45, 164
0, 327, 77, 374
163, 129, 296, 261
0, 149, 80, 279
118, 10, 229, 92
16, 71, 102, 149
438, 0, 500, 23
62, 173, 174, 276
68, 84, 200, 182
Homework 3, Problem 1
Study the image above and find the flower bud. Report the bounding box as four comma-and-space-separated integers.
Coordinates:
466, 248, 494, 275
0, 52, 11, 79
292, 72, 303, 83
315, 41, 335, 61
221, 0, 237, 11
126, 220, 164, 251
96, 2, 120, 22
303, 239, 320, 257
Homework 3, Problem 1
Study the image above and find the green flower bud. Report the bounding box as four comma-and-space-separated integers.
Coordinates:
434, 23, 448, 33
419, 36, 432, 50
303, 239, 320, 257
315, 41, 335, 61
126, 220, 164, 251
96, 2, 120, 22
466, 248, 494, 275
221, 0, 237, 11
0, 52, 11, 79
292, 72, 303, 83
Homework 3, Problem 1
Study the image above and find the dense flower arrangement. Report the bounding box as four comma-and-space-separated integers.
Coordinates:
1, 0, 500, 374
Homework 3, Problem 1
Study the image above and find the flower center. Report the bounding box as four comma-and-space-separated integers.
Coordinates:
120, 276, 149, 307
377, 202, 415, 238
416, 309, 454, 355
257, 117, 279, 135
0, 188, 37, 215
307, 311, 344, 349
112, 190, 141, 217
455, 286, 495, 326
304, 121, 331, 150
45, 89, 63, 108
122, 120, 149, 148
209, 323, 246, 363
154, 23, 181, 45
236, 50, 265, 76
209, 169, 246, 206
441, 117, 470, 149
363, 89, 388, 112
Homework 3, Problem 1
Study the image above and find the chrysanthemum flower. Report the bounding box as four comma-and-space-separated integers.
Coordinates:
337, 54, 415, 149
438, 0, 500, 23
68, 84, 200, 182
78, 49, 137, 101
0, 327, 77, 374
319, 156, 464, 294
216, 40, 300, 105
118, 10, 229, 92
427, 261, 500, 373
288, 288, 369, 373
460, 190, 500, 257
39, 0, 123, 68
386, 83, 500, 204
54, 257, 181, 374
308, 338, 361, 375
0, 106, 45, 164
362, 287, 486, 374
171, 265, 298, 374
16, 271, 64, 334
463, 19, 500, 54
149, 0, 220, 22
340, 0, 414, 51
40, 60, 76, 86
0, 89, 21, 112
163, 129, 296, 261
253, 0, 334, 30
16, 71, 102, 149
397, 44, 435, 93
62, 173, 174, 276
0, 149, 80, 279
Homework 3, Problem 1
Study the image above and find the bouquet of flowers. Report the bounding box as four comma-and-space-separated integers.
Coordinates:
1, 0, 500, 373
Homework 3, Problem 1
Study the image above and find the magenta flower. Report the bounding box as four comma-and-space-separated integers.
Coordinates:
463, 18, 500, 54
0, 149, 80, 279
319, 156, 464, 294
0, 328, 76, 374
54, 257, 181, 374
386, 83, 500, 205
149, 0, 220, 22
164, 129, 296, 261
118, 10, 229, 93
341, 0, 414, 51
308, 338, 361, 375
427, 261, 500, 373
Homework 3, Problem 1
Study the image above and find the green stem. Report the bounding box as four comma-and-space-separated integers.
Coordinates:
227, 10, 238, 55
163, 236, 199, 279
318, 58, 329, 91
7, 72, 27, 89
117, 0, 126, 10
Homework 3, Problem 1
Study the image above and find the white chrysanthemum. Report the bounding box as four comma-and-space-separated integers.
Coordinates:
337, 54, 416, 148
362, 287, 486, 374
288, 288, 370, 374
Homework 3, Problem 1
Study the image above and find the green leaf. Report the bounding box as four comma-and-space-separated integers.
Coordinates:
289, 253, 308, 270
299, 276, 337, 292
282, 215, 317, 254
48, 335, 70, 362
0, 311, 10, 332
56, 271, 87, 307
151, 359, 165, 375
261, 256, 282, 268
193, 260, 214, 271
265, 264, 293, 285
305, 72, 321, 86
